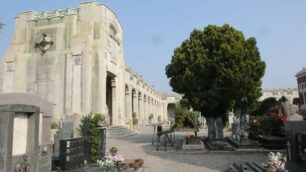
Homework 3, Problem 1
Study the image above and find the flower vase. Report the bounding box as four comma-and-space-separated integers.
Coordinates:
117, 164, 120, 172
112, 162, 121, 172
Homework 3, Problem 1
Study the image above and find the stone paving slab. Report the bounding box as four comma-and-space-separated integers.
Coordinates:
106, 126, 267, 172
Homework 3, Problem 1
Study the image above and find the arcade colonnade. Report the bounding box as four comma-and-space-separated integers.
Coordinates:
124, 68, 168, 127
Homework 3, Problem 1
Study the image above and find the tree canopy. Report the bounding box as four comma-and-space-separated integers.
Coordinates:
166, 24, 266, 119
251, 97, 278, 116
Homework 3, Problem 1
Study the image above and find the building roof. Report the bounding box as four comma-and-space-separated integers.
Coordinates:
296, 68, 306, 77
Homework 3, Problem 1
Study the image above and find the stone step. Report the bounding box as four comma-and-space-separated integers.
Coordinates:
106, 126, 138, 139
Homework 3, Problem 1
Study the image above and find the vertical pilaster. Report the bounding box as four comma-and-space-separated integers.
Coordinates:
111, 78, 116, 125
132, 90, 138, 115
138, 95, 143, 126
143, 96, 147, 124
71, 54, 82, 114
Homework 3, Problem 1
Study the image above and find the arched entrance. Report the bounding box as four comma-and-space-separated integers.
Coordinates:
167, 103, 176, 123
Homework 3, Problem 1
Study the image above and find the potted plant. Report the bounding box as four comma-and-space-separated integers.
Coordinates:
148, 114, 154, 124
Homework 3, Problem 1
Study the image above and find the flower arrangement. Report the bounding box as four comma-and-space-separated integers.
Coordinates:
261, 152, 288, 172
97, 157, 115, 172
273, 113, 287, 123
109, 146, 119, 156
97, 147, 125, 172
112, 153, 124, 163
109, 147, 124, 164
236, 121, 250, 140
15, 154, 30, 172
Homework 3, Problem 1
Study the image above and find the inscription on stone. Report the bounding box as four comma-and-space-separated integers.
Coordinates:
59, 138, 84, 170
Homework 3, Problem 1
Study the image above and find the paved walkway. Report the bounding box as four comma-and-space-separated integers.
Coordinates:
106, 126, 267, 172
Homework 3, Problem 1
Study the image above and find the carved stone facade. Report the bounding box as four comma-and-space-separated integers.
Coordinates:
0, 2, 179, 126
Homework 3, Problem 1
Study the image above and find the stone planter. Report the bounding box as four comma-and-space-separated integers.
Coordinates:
181, 139, 205, 150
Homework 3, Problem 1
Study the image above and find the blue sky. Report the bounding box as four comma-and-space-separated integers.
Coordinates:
1, 0, 306, 93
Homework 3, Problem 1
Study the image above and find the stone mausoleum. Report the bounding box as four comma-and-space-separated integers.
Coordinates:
0, 1, 179, 128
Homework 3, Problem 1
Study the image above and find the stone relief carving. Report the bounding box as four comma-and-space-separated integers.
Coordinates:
6, 61, 14, 72
34, 33, 54, 54
72, 55, 82, 65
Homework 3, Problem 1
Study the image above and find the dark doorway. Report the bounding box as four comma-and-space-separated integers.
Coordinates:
106, 72, 116, 126
167, 103, 176, 123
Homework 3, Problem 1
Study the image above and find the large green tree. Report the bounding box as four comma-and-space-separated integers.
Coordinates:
166, 24, 265, 140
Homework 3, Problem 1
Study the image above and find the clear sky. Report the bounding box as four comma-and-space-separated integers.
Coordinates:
0, 0, 306, 93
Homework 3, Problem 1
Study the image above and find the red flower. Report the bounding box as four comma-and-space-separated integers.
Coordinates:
273, 113, 287, 122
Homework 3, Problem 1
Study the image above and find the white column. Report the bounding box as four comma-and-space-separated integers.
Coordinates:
138, 95, 143, 127
71, 54, 82, 114
147, 98, 150, 117
125, 87, 132, 121
111, 78, 117, 125
132, 90, 138, 115
143, 96, 147, 124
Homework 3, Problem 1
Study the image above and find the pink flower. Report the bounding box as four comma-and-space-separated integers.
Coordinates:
112, 153, 124, 162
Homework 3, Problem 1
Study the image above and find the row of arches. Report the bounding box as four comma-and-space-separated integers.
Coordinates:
124, 84, 166, 126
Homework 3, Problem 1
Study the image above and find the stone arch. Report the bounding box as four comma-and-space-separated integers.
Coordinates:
167, 103, 176, 123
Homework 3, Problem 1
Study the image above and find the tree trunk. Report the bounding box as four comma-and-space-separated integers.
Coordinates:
206, 117, 216, 140
206, 116, 224, 140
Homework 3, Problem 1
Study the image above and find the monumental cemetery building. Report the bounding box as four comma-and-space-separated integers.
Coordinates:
296, 68, 306, 114
259, 88, 299, 104
0, 1, 179, 127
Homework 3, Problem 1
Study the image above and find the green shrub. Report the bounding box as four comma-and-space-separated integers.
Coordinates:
132, 112, 137, 118
132, 112, 138, 125
51, 121, 58, 129
133, 118, 139, 125
174, 103, 198, 129
149, 114, 154, 120
78, 113, 102, 163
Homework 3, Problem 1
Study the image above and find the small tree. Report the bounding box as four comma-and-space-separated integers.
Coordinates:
78, 113, 102, 163
174, 102, 198, 129
132, 112, 138, 125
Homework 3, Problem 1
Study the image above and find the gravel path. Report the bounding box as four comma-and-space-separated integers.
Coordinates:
106, 126, 267, 172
